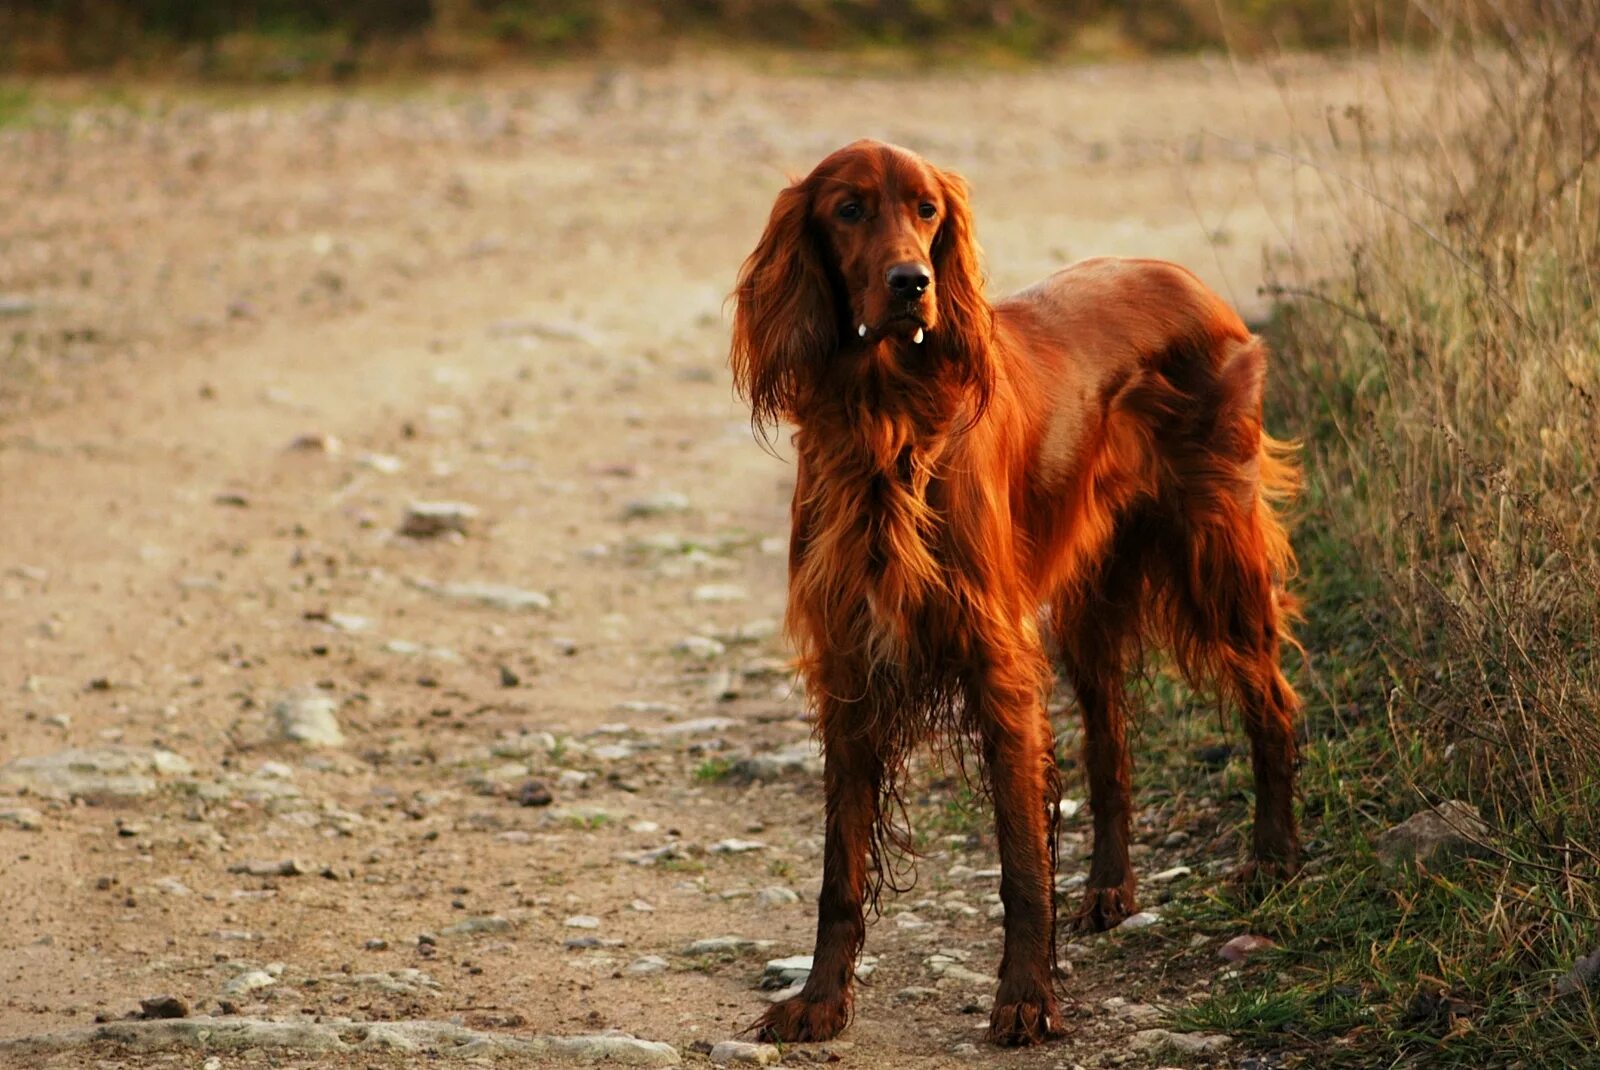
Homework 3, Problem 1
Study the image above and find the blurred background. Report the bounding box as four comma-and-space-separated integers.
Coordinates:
1, 4, 1596, 1069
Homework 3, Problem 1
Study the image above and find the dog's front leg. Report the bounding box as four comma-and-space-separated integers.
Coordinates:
756, 715, 881, 1043
979, 669, 1064, 1047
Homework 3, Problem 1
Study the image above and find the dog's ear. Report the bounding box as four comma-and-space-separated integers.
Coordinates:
933, 169, 995, 408
730, 180, 834, 433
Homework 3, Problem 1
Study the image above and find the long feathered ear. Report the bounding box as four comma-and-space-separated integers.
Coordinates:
932, 169, 995, 414
730, 181, 834, 433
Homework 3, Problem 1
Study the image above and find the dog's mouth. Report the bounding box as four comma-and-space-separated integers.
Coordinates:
856, 311, 931, 345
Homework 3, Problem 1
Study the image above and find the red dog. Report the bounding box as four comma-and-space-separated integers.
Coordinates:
730, 140, 1301, 1047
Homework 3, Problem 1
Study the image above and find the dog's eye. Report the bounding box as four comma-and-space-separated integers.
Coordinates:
837, 202, 863, 222
918, 202, 937, 220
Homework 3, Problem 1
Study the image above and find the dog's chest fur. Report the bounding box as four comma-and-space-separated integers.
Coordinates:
791, 417, 971, 671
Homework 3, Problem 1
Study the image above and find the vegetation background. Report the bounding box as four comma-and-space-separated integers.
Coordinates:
2, 1, 1595, 1066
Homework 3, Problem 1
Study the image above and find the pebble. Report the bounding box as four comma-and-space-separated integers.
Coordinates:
681, 936, 775, 956
514, 780, 554, 807
138, 995, 189, 1020
729, 741, 823, 782
708, 838, 766, 855
0, 746, 194, 803
691, 584, 748, 604
228, 859, 309, 878
400, 501, 479, 538
754, 886, 799, 907
709, 1040, 779, 1066
1377, 800, 1490, 866
673, 636, 726, 660
1219, 934, 1277, 962
441, 916, 513, 936
0, 806, 44, 830
627, 955, 669, 975
220, 970, 276, 997
1118, 911, 1162, 931
272, 694, 345, 748
564, 915, 600, 929
411, 579, 552, 613
1129, 1028, 1233, 1054
624, 491, 690, 518
1149, 865, 1192, 883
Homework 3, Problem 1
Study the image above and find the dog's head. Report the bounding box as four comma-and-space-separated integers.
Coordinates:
731, 139, 992, 431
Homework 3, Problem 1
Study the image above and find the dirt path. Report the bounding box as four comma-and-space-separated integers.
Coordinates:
1, 55, 1409, 1068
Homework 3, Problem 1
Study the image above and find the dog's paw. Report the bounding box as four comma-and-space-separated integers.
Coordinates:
1231, 857, 1299, 889
1066, 883, 1137, 933
754, 993, 851, 1043
988, 980, 1062, 1047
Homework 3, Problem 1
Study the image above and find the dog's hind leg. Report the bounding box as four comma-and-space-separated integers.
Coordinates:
1054, 526, 1147, 933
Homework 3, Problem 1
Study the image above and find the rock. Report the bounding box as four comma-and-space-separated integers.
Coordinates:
1556, 946, 1600, 997
411, 578, 552, 612
895, 986, 939, 1003
0, 747, 194, 803
1118, 911, 1162, 931
627, 955, 669, 976
0, 295, 37, 316
1377, 800, 1490, 866
729, 741, 823, 783
564, 916, 600, 929
0, 1018, 680, 1064
221, 970, 276, 997
692, 584, 748, 604
441, 916, 513, 937
673, 636, 726, 660
754, 886, 799, 908
623, 492, 690, 519
400, 501, 479, 538
138, 996, 189, 1020
1149, 865, 1192, 883
1219, 934, 1276, 962
710, 1040, 779, 1065
933, 964, 993, 988
286, 432, 341, 455
0, 806, 44, 830
272, 694, 345, 748
681, 936, 774, 956
228, 859, 309, 878
1129, 1029, 1232, 1055
709, 839, 766, 855
650, 717, 735, 737
514, 780, 553, 807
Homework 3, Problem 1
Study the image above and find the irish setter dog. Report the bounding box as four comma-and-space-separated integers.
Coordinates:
730, 139, 1301, 1048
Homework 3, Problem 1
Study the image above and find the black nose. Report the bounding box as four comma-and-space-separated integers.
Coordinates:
886, 263, 931, 298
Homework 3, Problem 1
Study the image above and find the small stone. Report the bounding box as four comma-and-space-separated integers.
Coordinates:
1219, 934, 1276, 962
365, 939, 389, 951
729, 741, 823, 782
681, 936, 774, 956
0, 807, 44, 830
272, 694, 344, 748
895, 986, 939, 1003
673, 636, 726, 660
1377, 800, 1490, 866
0, 746, 194, 803
1118, 911, 1162, 931
286, 433, 341, 454
1129, 1028, 1233, 1054
412, 579, 551, 612
710, 1039, 779, 1065
692, 584, 748, 604
1149, 865, 1192, 883
514, 780, 553, 807
709, 839, 766, 855
400, 501, 479, 538
221, 970, 276, 997
628, 955, 669, 975
754, 886, 799, 908
228, 859, 309, 878
138, 996, 189, 1020
441, 916, 513, 937
624, 492, 690, 519
564, 915, 600, 929
498, 665, 521, 688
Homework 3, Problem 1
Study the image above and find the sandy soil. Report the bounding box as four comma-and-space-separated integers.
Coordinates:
0, 54, 1415, 1068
